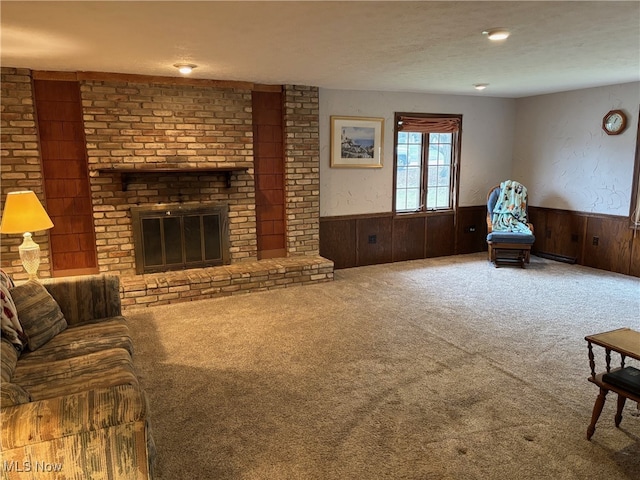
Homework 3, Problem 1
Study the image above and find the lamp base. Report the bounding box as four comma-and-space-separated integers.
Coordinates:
19, 232, 41, 280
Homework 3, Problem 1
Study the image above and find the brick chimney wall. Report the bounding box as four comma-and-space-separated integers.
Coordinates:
81, 80, 257, 274
1, 67, 321, 279
284, 85, 320, 256
0, 68, 52, 278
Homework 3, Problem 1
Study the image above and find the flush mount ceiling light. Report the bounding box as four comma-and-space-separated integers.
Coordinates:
174, 63, 197, 74
473, 83, 489, 91
482, 28, 510, 41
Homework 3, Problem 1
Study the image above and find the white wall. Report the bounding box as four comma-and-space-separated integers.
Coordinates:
512, 82, 639, 215
319, 89, 516, 217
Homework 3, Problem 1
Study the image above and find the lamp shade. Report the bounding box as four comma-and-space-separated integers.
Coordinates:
0, 191, 54, 234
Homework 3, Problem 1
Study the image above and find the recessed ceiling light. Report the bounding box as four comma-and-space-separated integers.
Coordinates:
482, 28, 510, 41
174, 63, 197, 74
473, 83, 489, 91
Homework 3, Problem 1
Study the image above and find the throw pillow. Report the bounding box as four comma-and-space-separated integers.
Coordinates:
0, 382, 32, 407
0, 270, 27, 353
10, 280, 67, 351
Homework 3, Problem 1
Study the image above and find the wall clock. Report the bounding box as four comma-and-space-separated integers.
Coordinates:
602, 110, 627, 135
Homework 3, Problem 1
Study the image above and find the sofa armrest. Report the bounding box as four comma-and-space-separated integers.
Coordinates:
0, 384, 146, 449
42, 274, 122, 326
1, 385, 152, 479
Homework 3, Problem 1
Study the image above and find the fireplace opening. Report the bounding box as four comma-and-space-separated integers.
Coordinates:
131, 203, 230, 274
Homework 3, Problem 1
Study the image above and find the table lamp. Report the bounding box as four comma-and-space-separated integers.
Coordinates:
0, 191, 54, 279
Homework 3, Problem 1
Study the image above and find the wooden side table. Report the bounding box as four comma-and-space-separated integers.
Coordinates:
585, 327, 640, 440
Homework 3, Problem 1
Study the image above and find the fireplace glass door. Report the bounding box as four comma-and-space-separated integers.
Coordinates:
132, 204, 229, 274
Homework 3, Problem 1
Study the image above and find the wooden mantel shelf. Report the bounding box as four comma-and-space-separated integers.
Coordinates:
94, 164, 251, 190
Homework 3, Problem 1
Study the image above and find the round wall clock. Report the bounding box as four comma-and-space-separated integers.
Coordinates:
602, 110, 627, 135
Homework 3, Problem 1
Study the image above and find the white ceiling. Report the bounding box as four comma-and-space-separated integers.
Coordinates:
2, 1, 639, 98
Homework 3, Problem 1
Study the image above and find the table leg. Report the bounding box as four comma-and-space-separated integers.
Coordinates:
587, 387, 608, 440
615, 394, 626, 427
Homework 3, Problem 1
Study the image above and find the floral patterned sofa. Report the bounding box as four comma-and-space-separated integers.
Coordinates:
0, 273, 155, 479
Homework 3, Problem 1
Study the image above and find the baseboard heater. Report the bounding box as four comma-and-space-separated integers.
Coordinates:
536, 252, 577, 264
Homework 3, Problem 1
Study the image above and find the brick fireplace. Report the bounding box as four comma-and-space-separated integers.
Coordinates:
82, 78, 258, 272
1, 68, 333, 307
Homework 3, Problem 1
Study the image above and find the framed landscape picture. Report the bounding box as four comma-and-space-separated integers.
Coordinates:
330, 116, 384, 168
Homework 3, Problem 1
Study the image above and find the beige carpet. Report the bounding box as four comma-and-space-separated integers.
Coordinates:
127, 253, 640, 479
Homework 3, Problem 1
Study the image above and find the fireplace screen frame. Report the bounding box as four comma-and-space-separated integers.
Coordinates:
131, 203, 230, 274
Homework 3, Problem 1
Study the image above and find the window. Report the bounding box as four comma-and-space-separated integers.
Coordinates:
394, 113, 461, 213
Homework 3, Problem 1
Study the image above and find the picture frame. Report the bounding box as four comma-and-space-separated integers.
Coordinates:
330, 116, 384, 168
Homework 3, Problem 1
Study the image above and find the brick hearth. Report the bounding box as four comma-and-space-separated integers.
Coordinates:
120, 255, 333, 310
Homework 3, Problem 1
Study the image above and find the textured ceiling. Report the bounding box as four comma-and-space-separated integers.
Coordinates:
2, 1, 639, 98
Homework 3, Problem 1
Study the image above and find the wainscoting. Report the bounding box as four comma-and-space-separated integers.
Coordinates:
528, 206, 640, 277
320, 206, 640, 278
319, 206, 486, 269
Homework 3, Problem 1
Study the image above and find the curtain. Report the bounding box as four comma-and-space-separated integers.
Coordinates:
397, 115, 461, 133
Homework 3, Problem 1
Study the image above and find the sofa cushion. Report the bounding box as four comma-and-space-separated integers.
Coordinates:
12, 347, 138, 401
486, 231, 535, 244
0, 382, 32, 407
1, 338, 19, 383
18, 316, 133, 365
11, 280, 68, 351
1, 270, 27, 353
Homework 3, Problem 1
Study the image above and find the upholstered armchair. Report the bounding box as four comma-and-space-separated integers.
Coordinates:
486, 181, 535, 267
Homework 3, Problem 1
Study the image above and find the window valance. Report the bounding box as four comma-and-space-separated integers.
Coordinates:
397, 116, 461, 133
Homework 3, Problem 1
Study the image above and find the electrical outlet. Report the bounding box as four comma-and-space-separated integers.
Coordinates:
368, 234, 377, 244
592, 236, 599, 246
464, 225, 476, 233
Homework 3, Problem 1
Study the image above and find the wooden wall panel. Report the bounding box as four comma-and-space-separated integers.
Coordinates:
393, 216, 425, 262
630, 232, 640, 277
320, 218, 357, 269
252, 91, 286, 259
530, 206, 637, 277
34, 80, 98, 276
527, 207, 546, 252
457, 206, 487, 254
530, 207, 585, 262
356, 215, 393, 266
583, 217, 632, 274
321, 211, 485, 269
426, 214, 455, 258
320, 206, 638, 278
